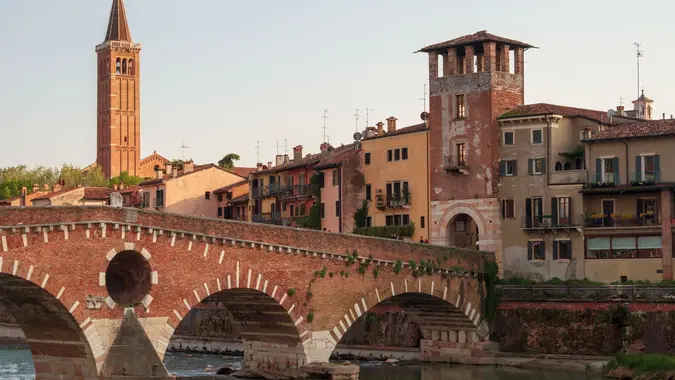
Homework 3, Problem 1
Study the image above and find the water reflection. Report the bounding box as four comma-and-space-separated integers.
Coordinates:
360, 363, 602, 380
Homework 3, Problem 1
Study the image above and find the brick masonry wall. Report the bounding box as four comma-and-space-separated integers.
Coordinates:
0, 206, 491, 376
496, 301, 675, 355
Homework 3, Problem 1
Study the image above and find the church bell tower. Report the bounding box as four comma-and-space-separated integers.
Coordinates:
96, 0, 141, 178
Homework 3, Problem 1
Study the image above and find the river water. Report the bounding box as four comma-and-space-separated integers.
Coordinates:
0, 346, 601, 380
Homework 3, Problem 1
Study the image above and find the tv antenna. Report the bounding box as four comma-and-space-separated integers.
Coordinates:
353, 109, 361, 132
418, 84, 428, 112
180, 140, 190, 160
321, 109, 329, 143
365, 108, 374, 127
633, 42, 643, 99
254, 140, 260, 164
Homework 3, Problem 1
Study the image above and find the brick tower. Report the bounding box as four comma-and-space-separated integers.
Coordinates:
96, 0, 141, 178
418, 31, 532, 271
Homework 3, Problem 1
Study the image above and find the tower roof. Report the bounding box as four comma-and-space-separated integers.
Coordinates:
104, 0, 132, 42
416, 30, 535, 53
632, 89, 653, 103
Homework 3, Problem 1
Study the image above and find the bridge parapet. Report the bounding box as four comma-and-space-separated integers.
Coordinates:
0, 206, 494, 271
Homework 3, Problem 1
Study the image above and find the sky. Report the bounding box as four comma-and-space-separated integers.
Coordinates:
1, 0, 674, 169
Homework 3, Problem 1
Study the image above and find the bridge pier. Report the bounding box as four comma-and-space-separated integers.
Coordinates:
420, 329, 498, 365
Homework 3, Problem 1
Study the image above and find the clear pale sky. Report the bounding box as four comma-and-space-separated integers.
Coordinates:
1, 0, 673, 169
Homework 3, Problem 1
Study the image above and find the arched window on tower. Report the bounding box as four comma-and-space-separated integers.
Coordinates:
555, 161, 562, 171
128, 59, 134, 75
116, 58, 121, 74
575, 158, 583, 170
122, 59, 127, 75
564, 162, 571, 170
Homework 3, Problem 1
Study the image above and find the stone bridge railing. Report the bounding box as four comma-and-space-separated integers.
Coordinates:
498, 285, 675, 302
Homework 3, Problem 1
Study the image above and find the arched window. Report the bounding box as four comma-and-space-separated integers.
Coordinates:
555, 161, 562, 171
575, 158, 583, 170
122, 59, 127, 74
564, 162, 571, 170
128, 59, 134, 75
115, 58, 121, 74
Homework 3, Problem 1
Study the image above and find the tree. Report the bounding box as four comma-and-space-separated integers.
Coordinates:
0, 186, 11, 200
218, 154, 241, 170
109, 171, 144, 187
169, 159, 185, 171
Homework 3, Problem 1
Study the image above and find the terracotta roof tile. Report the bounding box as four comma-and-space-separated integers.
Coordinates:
83, 187, 113, 200
138, 164, 224, 186
417, 30, 533, 53
33, 187, 80, 201
213, 179, 248, 194
105, 0, 132, 42
498, 103, 608, 122
230, 194, 249, 203
584, 119, 675, 142
231, 167, 256, 178
362, 123, 427, 141
255, 144, 354, 175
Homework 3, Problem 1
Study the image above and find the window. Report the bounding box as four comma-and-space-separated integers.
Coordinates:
299, 173, 305, 185
217, 193, 223, 202
402, 148, 408, 160
500, 160, 517, 176
525, 197, 543, 228
455, 94, 466, 119
551, 197, 571, 226
320, 203, 325, 219
287, 176, 294, 187
636, 154, 660, 182
205, 191, 211, 200
365, 184, 372, 201
503, 131, 514, 145
282, 202, 287, 212
456, 143, 466, 166
335, 200, 341, 217
402, 214, 410, 225
564, 162, 571, 170
394, 149, 401, 161
386, 214, 410, 226
366, 216, 372, 227
529, 158, 545, 175
332, 169, 340, 186
420, 216, 425, 229
387, 150, 393, 162
155, 189, 164, 207
532, 129, 543, 144
290, 204, 294, 216
554, 240, 572, 260
217, 207, 223, 217
595, 157, 618, 184
527, 241, 545, 261
142, 192, 150, 208
555, 161, 562, 171
318, 172, 325, 188
586, 236, 663, 259
501, 198, 515, 219
637, 198, 658, 221
385, 181, 409, 204
365, 153, 371, 165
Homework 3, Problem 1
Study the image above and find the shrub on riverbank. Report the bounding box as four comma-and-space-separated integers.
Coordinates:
605, 354, 675, 379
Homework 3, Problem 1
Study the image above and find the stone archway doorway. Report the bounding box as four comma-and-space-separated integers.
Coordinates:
447, 213, 480, 250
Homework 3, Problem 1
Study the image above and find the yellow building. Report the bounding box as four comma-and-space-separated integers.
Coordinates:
360, 117, 430, 241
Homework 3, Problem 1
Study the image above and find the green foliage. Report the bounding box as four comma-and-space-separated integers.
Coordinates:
353, 224, 415, 238
568, 144, 585, 158
109, 171, 144, 187
605, 354, 675, 376
307, 311, 314, 323
306, 291, 313, 299
498, 276, 605, 286
353, 200, 369, 229
372, 266, 379, 279
484, 261, 500, 323
169, 159, 185, 170
287, 288, 296, 297
319, 266, 327, 278
297, 202, 321, 230
393, 260, 403, 275
0, 164, 112, 200
218, 154, 241, 170
59, 165, 108, 188
408, 260, 417, 271
328, 272, 334, 278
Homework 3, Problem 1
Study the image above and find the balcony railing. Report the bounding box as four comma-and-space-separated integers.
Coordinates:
588, 171, 618, 187
252, 212, 282, 224
521, 214, 582, 229
629, 170, 661, 185
549, 170, 587, 185
276, 185, 313, 199
584, 213, 660, 228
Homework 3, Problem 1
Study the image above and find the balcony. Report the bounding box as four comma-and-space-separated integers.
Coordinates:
276, 185, 313, 199
444, 156, 469, 174
549, 170, 587, 185
252, 212, 282, 224
587, 171, 618, 187
584, 212, 660, 228
521, 214, 582, 230
629, 170, 661, 186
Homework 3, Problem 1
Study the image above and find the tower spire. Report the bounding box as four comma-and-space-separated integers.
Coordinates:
105, 0, 132, 42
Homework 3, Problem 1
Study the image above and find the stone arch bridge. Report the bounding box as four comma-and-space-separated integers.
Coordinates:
0, 206, 493, 379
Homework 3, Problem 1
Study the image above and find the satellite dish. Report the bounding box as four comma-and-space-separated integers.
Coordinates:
420, 111, 430, 121
109, 192, 123, 208
607, 109, 616, 116
353, 132, 362, 141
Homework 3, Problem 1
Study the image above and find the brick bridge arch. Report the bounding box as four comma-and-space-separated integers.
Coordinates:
0, 206, 494, 378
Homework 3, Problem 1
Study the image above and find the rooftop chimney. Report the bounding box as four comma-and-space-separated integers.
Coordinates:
32, 184, 39, 193
283, 154, 289, 164
376, 122, 384, 135
256, 162, 263, 171
663, 113, 666, 120
44, 184, 50, 191
386, 117, 398, 133
320, 143, 330, 153
183, 160, 195, 174
21, 187, 27, 196
616, 105, 625, 115
293, 145, 303, 161
275, 155, 284, 167
53, 184, 61, 193
267, 161, 272, 169
165, 163, 173, 177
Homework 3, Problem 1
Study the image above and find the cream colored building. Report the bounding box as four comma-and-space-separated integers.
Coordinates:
32, 187, 112, 207
360, 118, 429, 241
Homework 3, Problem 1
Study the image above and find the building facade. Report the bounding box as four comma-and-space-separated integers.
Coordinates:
421, 30, 532, 272
214, 180, 249, 221
360, 118, 429, 241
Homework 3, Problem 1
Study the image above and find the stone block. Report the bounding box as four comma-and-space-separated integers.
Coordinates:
458, 330, 467, 344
